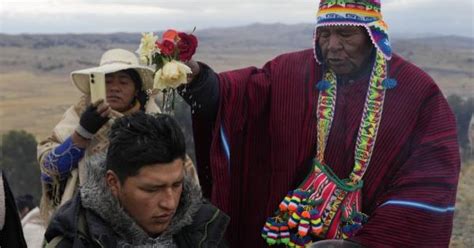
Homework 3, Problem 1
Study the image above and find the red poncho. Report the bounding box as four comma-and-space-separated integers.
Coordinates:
191, 49, 460, 247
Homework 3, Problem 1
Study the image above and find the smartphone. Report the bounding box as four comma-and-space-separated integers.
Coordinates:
89, 72, 106, 104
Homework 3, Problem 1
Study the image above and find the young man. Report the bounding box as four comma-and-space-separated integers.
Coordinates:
180, 0, 460, 247
44, 112, 229, 247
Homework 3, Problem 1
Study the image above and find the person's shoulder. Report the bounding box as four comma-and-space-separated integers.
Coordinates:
176, 201, 229, 247
73, 95, 89, 114
50, 194, 80, 224
257, 48, 317, 76
56, 95, 88, 118
277, 48, 314, 57
390, 53, 441, 94
21, 207, 43, 226
273, 49, 315, 63
391, 54, 436, 85
44, 194, 82, 245
191, 200, 229, 227
43, 236, 73, 248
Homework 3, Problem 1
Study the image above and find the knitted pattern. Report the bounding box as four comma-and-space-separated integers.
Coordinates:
41, 137, 85, 182
313, 0, 392, 63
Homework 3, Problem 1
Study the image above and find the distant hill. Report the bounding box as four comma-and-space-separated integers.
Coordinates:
0, 23, 473, 138
0, 23, 472, 81
0, 23, 315, 75
402, 35, 474, 50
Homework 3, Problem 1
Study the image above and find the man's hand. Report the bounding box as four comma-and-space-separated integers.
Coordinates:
186, 60, 201, 83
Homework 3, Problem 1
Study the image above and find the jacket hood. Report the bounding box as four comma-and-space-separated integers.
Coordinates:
80, 153, 202, 246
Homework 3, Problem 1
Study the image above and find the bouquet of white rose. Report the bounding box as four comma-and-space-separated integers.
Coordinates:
136, 29, 198, 112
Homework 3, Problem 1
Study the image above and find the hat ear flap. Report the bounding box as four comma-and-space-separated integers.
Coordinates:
313, 26, 324, 64
367, 20, 392, 60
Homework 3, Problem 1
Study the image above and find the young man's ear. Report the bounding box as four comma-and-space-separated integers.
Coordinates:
106, 170, 121, 197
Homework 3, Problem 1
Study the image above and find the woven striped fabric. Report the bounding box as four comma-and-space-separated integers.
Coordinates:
190, 49, 460, 247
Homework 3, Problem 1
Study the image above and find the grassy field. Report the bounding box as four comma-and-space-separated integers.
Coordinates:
0, 71, 81, 138
451, 162, 474, 247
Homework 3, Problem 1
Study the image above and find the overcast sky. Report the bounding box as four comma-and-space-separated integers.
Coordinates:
1, 0, 473, 37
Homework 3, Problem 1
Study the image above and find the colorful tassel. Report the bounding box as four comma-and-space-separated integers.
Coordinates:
288, 191, 303, 212
316, 80, 331, 91
382, 78, 397, 89
263, 219, 279, 245
290, 233, 312, 247
342, 223, 362, 238
279, 191, 293, 212
279, 225, 291, 245
288, 209, 302, 228
262, 217, 294, 246
298, 219, 310, 237
310, 209, 323, 236
261, 219, 272, 239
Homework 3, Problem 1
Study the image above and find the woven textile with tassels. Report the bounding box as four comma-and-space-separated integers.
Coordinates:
261, 51, 396, 247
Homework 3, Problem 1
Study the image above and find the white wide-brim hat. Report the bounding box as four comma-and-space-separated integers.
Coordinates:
71, 48, 155, 94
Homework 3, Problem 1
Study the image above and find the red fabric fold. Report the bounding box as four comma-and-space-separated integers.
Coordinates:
192, 49, 460, 247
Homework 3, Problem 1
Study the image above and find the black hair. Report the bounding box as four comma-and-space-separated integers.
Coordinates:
122, 69, 143, 91
106, 112, 186, 183
15, 194, 36, 211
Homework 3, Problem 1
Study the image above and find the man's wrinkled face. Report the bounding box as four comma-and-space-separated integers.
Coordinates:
317, 25, 373, 76
107, 158, 185, 237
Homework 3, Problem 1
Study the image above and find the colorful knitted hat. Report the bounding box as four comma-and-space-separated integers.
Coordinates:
313, 0, 392, 63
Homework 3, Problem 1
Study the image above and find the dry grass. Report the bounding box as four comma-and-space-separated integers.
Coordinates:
0, 71, 81, 139
450, 162, 474, 247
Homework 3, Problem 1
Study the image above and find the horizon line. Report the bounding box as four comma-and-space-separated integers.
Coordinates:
1, 22, 473, 39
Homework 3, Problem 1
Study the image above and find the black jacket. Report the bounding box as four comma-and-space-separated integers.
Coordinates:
44, 193, 229, 248
0, 171, 27, 248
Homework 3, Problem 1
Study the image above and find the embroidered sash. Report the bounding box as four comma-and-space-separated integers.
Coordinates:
262, 50, 391, 247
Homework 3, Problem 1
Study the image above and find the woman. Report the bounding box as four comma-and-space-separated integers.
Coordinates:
37, 49, 198, 222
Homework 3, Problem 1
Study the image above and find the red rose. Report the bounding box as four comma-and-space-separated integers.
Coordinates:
177, 32, 198, 61
162, 29, 178, 42
157, 39, 175, 56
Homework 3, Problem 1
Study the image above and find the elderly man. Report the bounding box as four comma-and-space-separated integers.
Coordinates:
43, 112, 229, 247
180, 0, 461, 247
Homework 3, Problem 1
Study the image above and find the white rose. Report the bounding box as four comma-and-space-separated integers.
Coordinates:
136, 32, 159, 64
153, 60, 192, 90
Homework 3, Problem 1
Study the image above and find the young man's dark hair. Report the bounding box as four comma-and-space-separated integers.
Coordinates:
106, 112, 186, 182
44, 112, 229, 247
16, 194, 36, 212
15, 194, 36, 219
